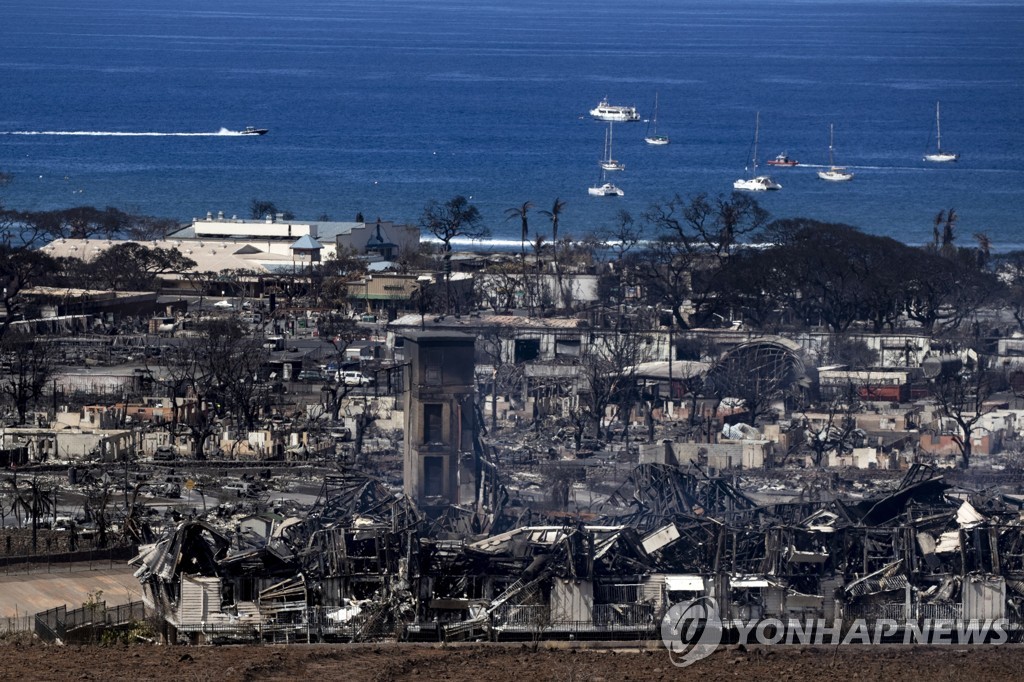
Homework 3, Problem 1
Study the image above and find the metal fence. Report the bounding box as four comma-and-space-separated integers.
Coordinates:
0, 615, 34, 634
848, 601, 965, 622
490, 603, 658, 634
0, 546, 137, 576
34, 605, 66, 643
34, 600, 146, 644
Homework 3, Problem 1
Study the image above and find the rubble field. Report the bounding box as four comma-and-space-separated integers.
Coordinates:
0, 641, 1020, 681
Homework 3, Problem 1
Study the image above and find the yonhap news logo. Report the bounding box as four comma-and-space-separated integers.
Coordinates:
661, 597, 723, 667
661, 601, 1009, 668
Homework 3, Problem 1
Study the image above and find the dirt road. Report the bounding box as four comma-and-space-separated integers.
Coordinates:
0, 640, 1019, 681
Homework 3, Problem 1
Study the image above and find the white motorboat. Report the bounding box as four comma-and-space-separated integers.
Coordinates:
600, 122, 625, 171
644, 92, 669, 145
923, 100, 958, 162
734, 112, 781, 191
817, 123, 854, 182
733, 176, 782, 191
589, 98, 640, 122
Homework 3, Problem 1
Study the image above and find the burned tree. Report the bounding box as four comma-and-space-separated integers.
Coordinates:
316, 311, 363, 418
477, 327, 523, 433
419, 196, 488, 314
153, 318, 264, 459
926, 354, 999, 468
0, 333, 58, 425
0, 244, 55, 341
573, 327, 654, 446
797, 390, 863, 468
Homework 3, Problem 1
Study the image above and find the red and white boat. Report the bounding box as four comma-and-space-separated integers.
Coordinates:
766, 152, 799, 167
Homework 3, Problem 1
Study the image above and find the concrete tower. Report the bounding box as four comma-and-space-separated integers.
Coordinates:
402, 331, 479, 512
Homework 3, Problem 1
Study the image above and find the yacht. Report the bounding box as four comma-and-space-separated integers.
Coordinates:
589, 99, 640, 122
240, 126, 268, 136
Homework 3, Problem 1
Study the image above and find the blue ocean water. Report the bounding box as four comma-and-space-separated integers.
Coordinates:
1, 0, 1022, 249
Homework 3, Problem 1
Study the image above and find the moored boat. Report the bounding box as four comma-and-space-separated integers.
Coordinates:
923, 101, 958, 162
599, 122, 625, 171
589, 98, 640, 122
734, 112, 781, 191
588, 181, 624, 197
817, 123, 854, 182
644, 92, 669, 145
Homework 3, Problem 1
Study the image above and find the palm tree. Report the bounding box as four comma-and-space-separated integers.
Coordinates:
941, 208, 958, 258
505, 201, 533, 311
974, 232, 992, 269
540, 198, 566, 245
504, 201, 533, 263
540, 199, 567, 306
531, 234, 547, 309
532, 234, 547, 270
932, 210, 944, 251
7, 474, 52, 554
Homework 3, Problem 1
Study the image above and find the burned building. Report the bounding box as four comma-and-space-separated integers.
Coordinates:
402, 332, 479, 514
128, 457, 1024, 645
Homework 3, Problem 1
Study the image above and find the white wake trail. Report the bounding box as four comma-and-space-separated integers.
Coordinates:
4, 128, 247, 136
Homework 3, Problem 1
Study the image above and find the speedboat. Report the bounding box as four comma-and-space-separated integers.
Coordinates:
588, 182, 624, 197
733, 176, 781, 191
240, 126, 268, 136
766, 152, 799, 167
589, 99, 640, 122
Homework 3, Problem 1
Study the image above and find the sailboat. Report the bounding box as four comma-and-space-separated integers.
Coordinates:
734, 112, 781, 191
644, 92, 669, 146
817, 123, 854, 182
589, 166, 624, 196
600, 122, 625, 171
924, 101, 959, 163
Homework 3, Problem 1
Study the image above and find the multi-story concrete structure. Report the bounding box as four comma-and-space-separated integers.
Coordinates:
402, 331, 478, 513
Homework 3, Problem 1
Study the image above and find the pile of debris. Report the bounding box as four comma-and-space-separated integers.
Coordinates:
129, 462, 1024, 644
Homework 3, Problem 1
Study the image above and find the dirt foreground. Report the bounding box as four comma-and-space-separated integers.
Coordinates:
0, 640, 1020, 682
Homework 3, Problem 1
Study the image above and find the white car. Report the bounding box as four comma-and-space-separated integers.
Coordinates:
339, 371, 373, 386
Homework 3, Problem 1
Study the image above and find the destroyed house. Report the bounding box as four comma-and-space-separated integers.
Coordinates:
130, 460, 1024, 644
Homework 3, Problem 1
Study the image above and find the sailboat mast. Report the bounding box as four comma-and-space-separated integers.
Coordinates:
829, 123, 835, 167
935, 101, 942, 151
753, 112, 760, 173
